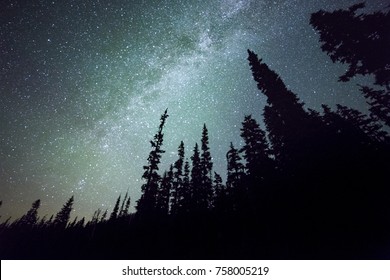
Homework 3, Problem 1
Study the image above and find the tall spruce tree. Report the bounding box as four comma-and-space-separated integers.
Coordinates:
76, 217, 85, 228
136, 109, 169, 216
53, 196, 74, 228
171, 141, 185, 215
240, 115, 273, 179
213, 172, 224, 198
213, 172, 228, 214
46, 214, 54, 226
310, 2, 390, 86
19, 199, 41, 226
335, 104, 388, 143
247, 49, 315, 172
119, 192, 128, 217
101, 209, 108, 222
200, 124, 214, 209
361, 86, 390, 127
122, 196, 131, 217
91, 209, 102, 224
181, 159, 191, 215
310, 3, 390, 126
68, 216, 78, 228
118, 191, 131, 218
321, 104, 388, 150
110, 195, 121, 220
226, 142, 245, 189
156, 165, 173, 216
190, 143, 202, 212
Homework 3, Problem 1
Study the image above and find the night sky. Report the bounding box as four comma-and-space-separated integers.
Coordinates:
0, 0, 386, 221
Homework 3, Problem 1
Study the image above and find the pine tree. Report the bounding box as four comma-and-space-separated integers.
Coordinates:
247, 50, 306, 112
110, 195, 121, 220
76, 217, 85, 228
181, 159, 191, 215
190, 143, 202, 212
336, 104, 388, 143
361, 86, 390, 127
171, 141, 185, 215
37, 215, 47, 228
123, 196, 131, 217
118, 191, 131, 218
226, 142, 245, 189
200, 124, 214, 209
156, 165, 173, 216
92, 209, 102, 224
240, 115, 273, 179
53, 196, 74, 228
226, 142, 248, 213
101, 209, 108, 222
46, 214, 54, 226
321, 104, 388, 149
310, 3, 390, 126
213, 172, 224, 197
247, 49, 315, 172
310, 2, 390, 86
19, 199, 41, 226
213, 172, 227, 214
119, 192, 128, 217
68, 216, 78, 228
136, 109, 169, 216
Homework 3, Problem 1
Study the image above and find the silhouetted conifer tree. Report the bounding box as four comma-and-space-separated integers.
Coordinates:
53, 196, 74, 228
119, 192, 128, 217
226, 142, 247, 212
247, 49, 314, 173
321, 104, 387, 149
46, 214, 54, 226
361, 86, 390, 127
310, 2, 390, 86
226, 142, 245, 189
110, 195, 121, 220
190, 143, 202, 212
68, 216, 78, 228
310, 3, 390, 126
213, 172, 228, 214
76, 217, 85, 228
171, 141, 185, 215
200, 124, 214, 209
37, 215, 47, 228
122, 196, 131, 217
101, 209, 108, 222
136, 109, 169, 216
156, 165, 173, 216
240, 115, 273, 179
19, 199, 40, 226
92, 209, 102, 224
118, 191, 131, 218
213, 172, 224, 197
336, 104, 388, 143
181, 159, 191, 215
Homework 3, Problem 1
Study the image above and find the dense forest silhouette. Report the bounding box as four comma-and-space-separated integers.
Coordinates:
1, 2, 389, 259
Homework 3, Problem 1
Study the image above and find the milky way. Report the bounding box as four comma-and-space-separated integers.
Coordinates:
0, 0, 386, 221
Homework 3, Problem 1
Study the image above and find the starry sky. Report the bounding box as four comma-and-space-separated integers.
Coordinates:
0, 0, 387, 221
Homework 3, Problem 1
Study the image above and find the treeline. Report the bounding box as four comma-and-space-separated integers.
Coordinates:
0, 2, 389, 259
